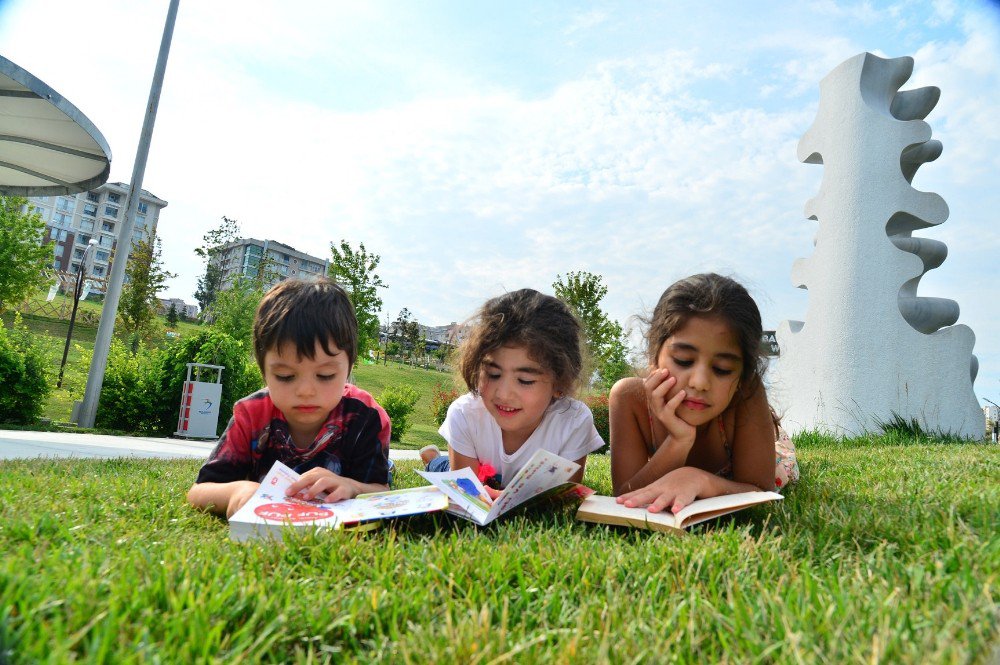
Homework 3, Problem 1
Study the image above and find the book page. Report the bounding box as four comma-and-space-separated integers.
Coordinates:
229, 461, 343, 532
329, 485, 449, 524
576, 495, 682, 533
416, 467, 493, 525
673, 491, 782, 528
485, 449, 581, 522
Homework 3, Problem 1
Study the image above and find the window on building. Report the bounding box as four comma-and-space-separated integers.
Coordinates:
57, 197, 74, 212
95, 250, 110, 262
73, 248, 84, 259
83, 204, 97, 217
104, 206, 119, 218
78, 234, 92, 245
70, 264, 80, 274
107, 192, 121, 204
54, 258, 62, 270
79, 219, 95, 232
59, 230, 68, 241
86, 192, 99, 203
50, 228, 58, 239
92, 265, 105, 277
99, 236, 114, 249
102, 222, 115, 233
54, 212, 71, 225
135, 214, 146, 228
137, 202, 148, 214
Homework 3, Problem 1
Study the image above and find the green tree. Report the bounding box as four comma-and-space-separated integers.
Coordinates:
193, 216, 240, 313
0, 196, 52, 313
118, 235, 177, 353
206, 275, 267, 347
553, 271, 632, 389
166, 303, 179, 328
328, 240, 387, 359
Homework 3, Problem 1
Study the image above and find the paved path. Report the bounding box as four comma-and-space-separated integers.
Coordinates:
0, 429, 422, 461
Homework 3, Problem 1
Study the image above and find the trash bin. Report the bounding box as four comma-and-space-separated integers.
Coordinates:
175, 363, 225, 439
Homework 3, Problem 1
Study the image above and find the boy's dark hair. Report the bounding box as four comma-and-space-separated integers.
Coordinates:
253, 277, 358, 370
455, 288, 584, 396
645, 273, 765, 388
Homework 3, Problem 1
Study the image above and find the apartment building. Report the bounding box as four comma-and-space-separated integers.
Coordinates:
158, 297, 199, 319
28, 182, 167, 285
210, 238, 329, 291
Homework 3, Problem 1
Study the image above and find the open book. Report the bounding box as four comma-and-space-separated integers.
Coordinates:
576, 491, 783, 534
417, 449, 594, 526
229, 461, 449, 542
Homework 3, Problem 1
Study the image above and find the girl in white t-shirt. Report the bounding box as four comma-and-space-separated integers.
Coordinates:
438, 289, 605, 496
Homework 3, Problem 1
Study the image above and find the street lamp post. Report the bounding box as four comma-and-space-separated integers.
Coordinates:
56, 239, 97, 388
76, 0, 179, 428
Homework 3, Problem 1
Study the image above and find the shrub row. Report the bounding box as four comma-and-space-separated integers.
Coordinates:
92, 328, 262, 436
0, 315, 51, 425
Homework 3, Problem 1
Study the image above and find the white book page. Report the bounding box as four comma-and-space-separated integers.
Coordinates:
576, 495, 681, 530
229, 461, 344, 531
416, 467, 494, 525
330, 485, 449, 523
485, 449, 580, 521
673, 491, 782, 528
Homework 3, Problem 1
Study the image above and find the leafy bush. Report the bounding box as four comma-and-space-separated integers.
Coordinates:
152, 328, 261, 436
583, 392, 610, 454
379, 385, 420, 442
431, 382, 461, 426
0, 315, 51, 424
93, 340, 161, 432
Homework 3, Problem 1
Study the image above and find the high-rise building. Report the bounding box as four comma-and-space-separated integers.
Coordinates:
27, 182, 167, 285
210, 238, 329, 291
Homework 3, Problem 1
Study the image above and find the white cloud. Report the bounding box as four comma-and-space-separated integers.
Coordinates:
1, 0, 997, 399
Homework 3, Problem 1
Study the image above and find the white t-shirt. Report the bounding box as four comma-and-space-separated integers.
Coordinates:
438, 393, 605, 487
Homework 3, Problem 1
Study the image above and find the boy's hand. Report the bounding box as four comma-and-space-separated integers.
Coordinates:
616, 467, 709, 514
644, 368, 697, 449
286, 468, 360, 502
226, 481, 261, 518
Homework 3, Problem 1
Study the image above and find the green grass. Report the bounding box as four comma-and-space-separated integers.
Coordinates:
0, 435, 997, 663
352, 361, 460, 451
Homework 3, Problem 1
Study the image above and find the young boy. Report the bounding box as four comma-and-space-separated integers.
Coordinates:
187, 278, 392, 518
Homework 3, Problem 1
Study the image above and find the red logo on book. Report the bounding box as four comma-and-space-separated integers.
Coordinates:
254, 502, 333, 523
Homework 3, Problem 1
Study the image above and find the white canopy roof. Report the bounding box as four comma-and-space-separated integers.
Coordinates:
0, 54, 111, 196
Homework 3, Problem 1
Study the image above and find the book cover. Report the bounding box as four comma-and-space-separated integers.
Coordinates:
576, 491, 783, 534
229, 461, 449, 542
417, 449, 594, 526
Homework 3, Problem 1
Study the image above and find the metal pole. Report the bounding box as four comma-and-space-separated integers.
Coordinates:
57, 240, 97, 388
77, 0, 179, 428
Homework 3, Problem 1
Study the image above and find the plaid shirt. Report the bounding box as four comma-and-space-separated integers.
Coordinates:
195, 385, 391, 486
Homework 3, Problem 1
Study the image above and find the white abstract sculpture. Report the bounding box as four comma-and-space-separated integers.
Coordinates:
772, 52, 982, 438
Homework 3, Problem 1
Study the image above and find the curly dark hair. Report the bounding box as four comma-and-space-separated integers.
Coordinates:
645, 273, 765, 388
455, 288, 585, 396
253, 277, 358, 371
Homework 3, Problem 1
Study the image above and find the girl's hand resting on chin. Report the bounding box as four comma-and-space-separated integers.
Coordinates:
616, 466, 711, 514
644, 368, 697, 448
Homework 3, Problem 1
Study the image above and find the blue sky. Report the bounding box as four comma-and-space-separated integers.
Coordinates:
2, 1, 998, 406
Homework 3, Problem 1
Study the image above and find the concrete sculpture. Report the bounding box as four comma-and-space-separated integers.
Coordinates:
772, 52, 982, 438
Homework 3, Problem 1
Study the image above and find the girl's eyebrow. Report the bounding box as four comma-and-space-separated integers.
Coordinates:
485, 360, 544, 374
667, 342, 742, 362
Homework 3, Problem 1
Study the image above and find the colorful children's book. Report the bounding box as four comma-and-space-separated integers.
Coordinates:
417, 449, 594, 526
229, 461, 449, 542
575, 491, 783, 534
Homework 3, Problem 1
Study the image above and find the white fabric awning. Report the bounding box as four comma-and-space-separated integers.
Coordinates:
0, 54, 111, 196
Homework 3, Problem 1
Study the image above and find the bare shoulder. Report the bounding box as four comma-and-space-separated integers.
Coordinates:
609, 376, 644, 406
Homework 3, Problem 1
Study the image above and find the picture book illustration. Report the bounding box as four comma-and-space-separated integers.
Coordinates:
417, 449, 594, 526
229, 461, 449, 541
